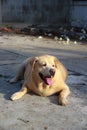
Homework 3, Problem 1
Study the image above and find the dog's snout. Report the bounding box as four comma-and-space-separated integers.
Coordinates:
49, 69, 55, 76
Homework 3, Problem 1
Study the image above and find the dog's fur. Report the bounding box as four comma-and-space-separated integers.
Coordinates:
10, 55, 70, 106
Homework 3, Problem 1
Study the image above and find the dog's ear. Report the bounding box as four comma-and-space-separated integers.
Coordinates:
54, 57, 60, 68
30, 57, 39, 69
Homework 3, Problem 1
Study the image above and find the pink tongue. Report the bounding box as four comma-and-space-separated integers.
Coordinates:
46, 78, 53, 86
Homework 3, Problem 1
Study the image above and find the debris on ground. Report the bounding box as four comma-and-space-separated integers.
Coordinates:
0, 25, 87, 44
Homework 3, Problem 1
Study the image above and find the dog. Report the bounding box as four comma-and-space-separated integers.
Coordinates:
10, 54, 70, 106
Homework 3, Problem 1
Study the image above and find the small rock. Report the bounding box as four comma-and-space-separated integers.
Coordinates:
38, 36, 43, 39
61, 34, 67, 40
74, 41, 77, 44
81, 29, 86, 34
30, 27, 36, 32
54, 36, 58, 40
79, 35, 85, 40
66, 37, 70, 44
48, 33, 52, 37
59, 37, 63, 41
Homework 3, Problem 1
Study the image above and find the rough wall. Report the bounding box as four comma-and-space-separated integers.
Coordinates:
71, 1, 87, 29
0, 0, 2, 22
1, 0, 71, 26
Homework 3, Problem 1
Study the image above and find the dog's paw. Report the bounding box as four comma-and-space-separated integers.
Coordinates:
58, 97, 68, 106
11, 92, 22, 101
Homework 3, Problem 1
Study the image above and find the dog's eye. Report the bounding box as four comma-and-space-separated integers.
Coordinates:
52, 65, 55, 67
42, 63, 46, 67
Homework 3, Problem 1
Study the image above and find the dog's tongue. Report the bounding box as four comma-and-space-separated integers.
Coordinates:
46, 78, 53, 86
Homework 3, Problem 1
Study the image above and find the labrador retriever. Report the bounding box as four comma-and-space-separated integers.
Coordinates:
10, 55, 70, 106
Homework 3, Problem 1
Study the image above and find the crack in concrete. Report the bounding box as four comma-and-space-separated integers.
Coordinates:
0, 48, 27, 58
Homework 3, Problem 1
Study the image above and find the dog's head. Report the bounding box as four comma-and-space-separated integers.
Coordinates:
30, 55, 59, 86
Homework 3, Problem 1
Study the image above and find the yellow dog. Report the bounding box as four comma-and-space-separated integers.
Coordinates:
10, 55, 70, 106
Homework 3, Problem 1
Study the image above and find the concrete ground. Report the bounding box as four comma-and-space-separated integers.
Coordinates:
0, 33, 87, 130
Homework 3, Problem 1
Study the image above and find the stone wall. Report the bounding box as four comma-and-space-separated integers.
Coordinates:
0, 0, 71, 26
71, 1, 87, 29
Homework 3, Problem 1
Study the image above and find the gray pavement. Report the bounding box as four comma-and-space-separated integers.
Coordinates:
0, 33, 87, 130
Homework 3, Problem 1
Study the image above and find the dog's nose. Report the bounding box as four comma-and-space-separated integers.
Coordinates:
49, 69, 55, 76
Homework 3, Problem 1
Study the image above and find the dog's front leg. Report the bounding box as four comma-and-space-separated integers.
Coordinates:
58, 84, 70, 106
11, 85, 28, 101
